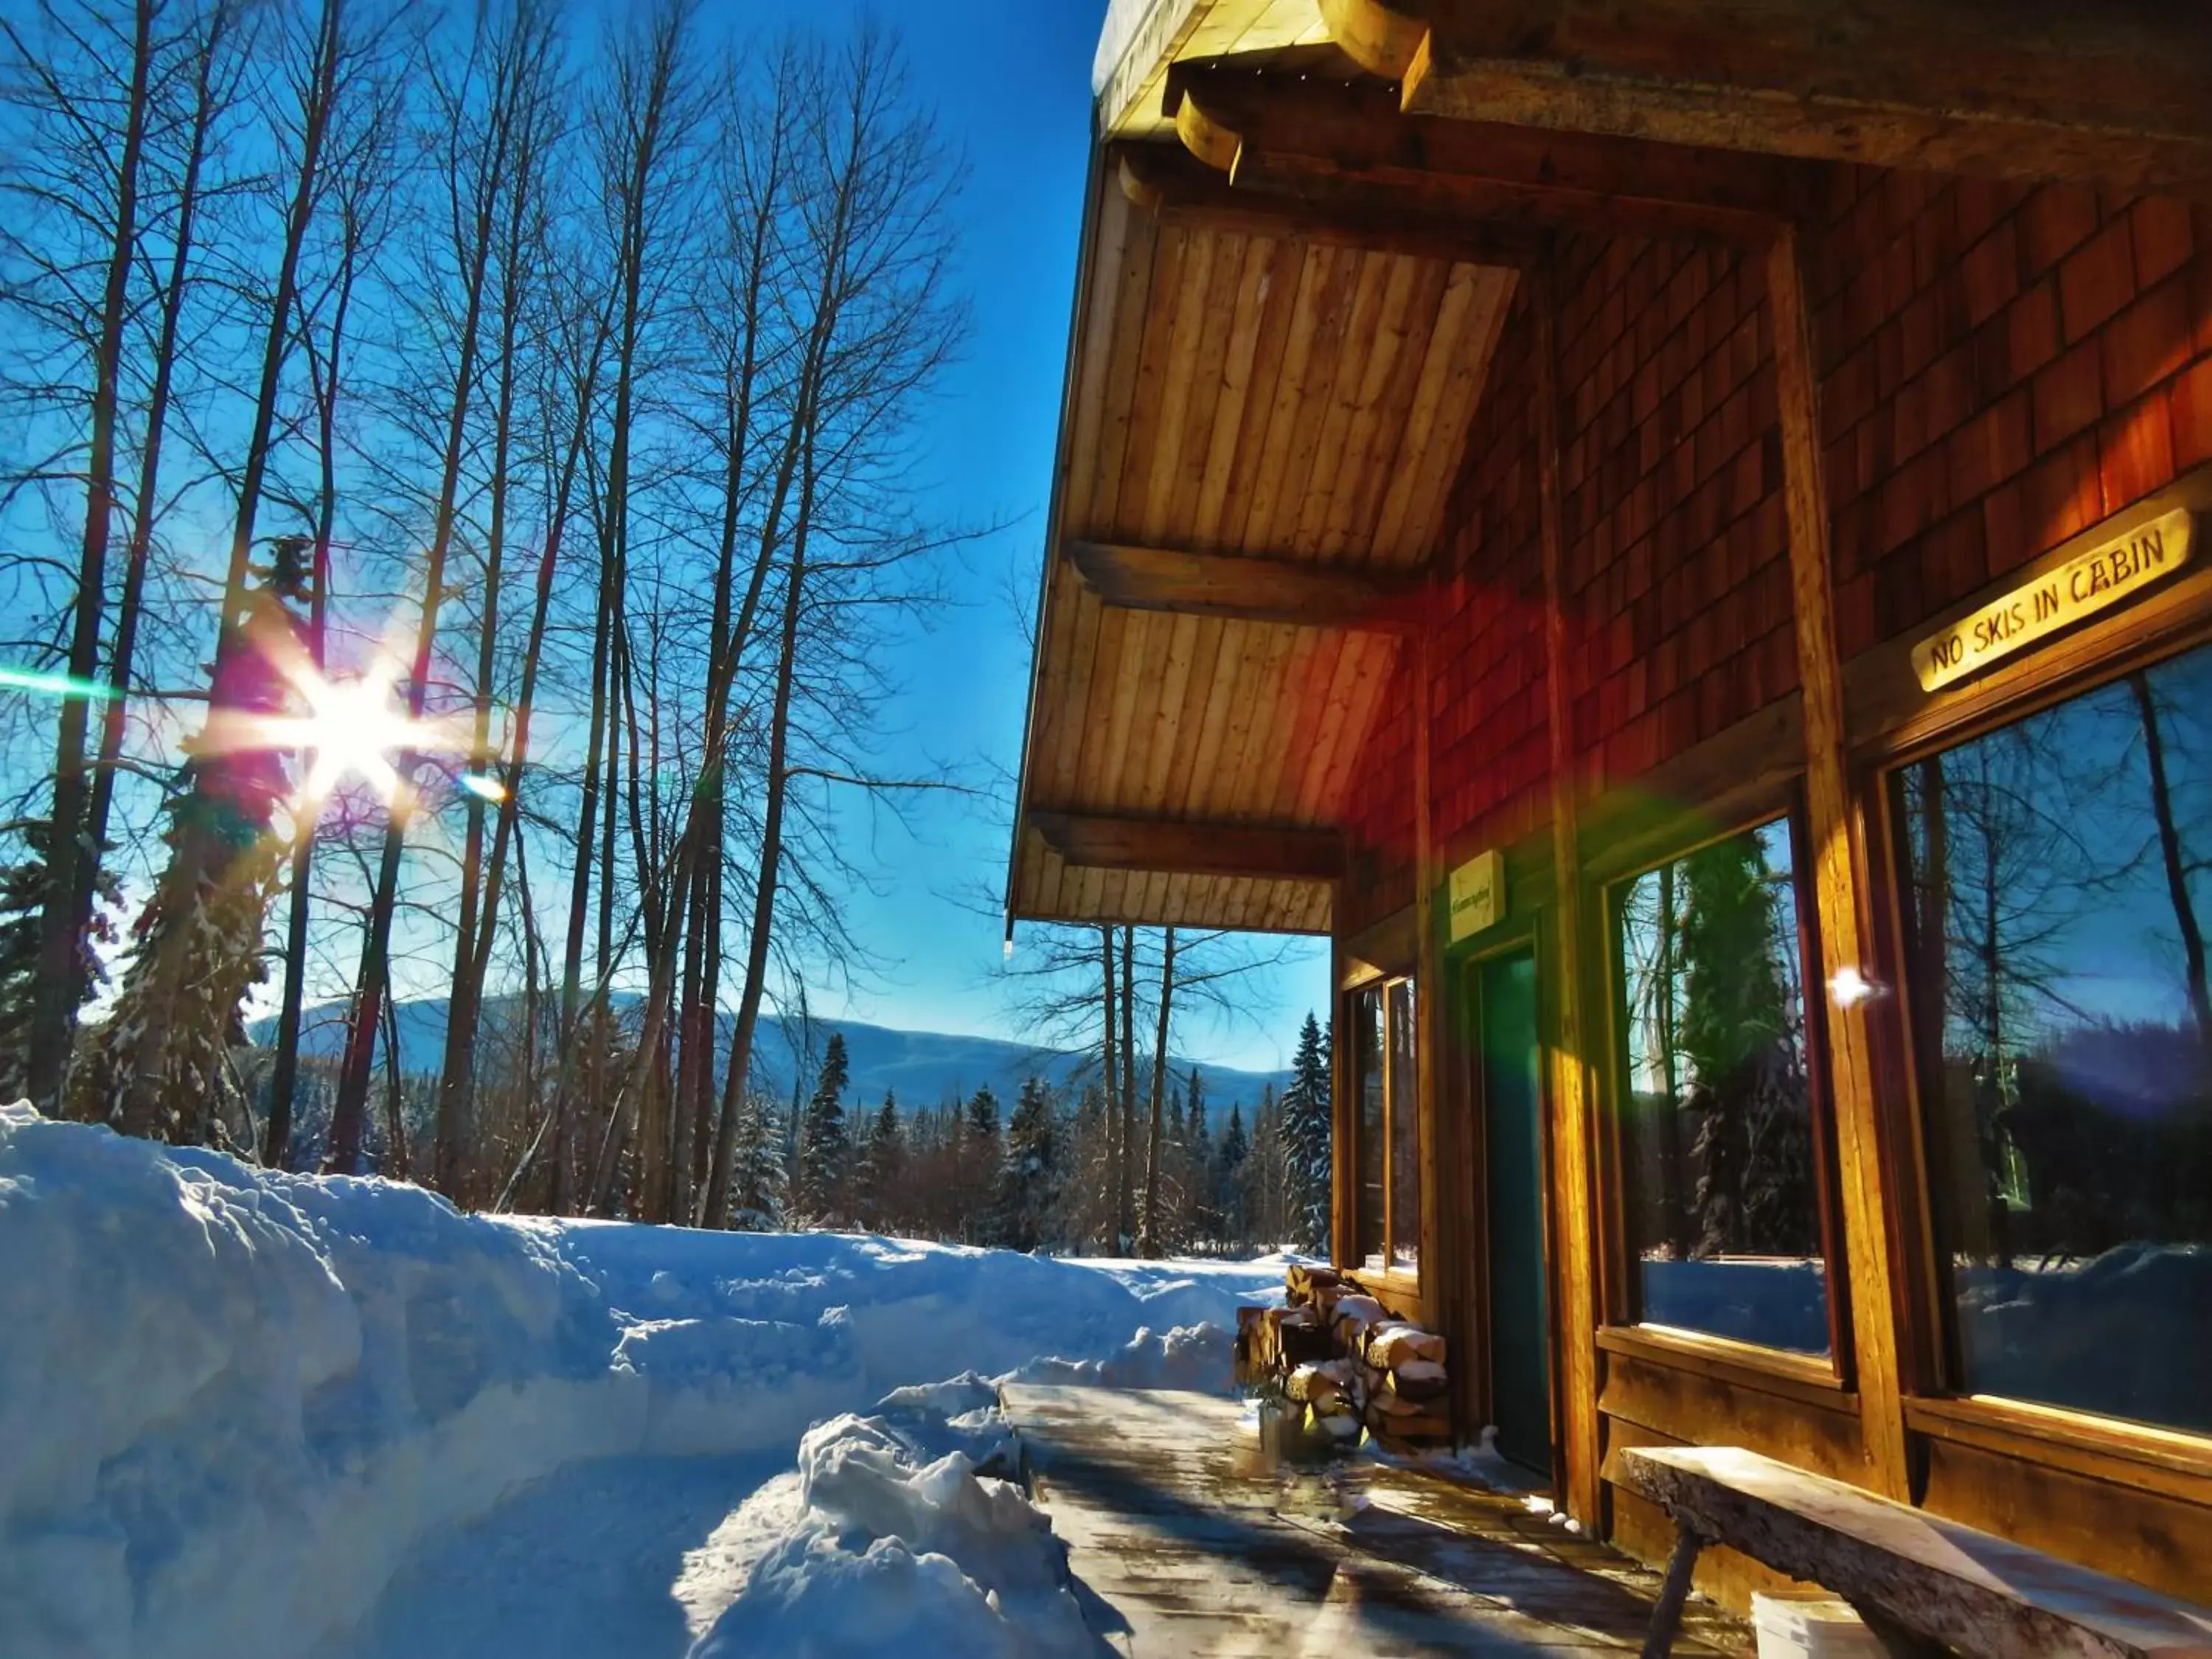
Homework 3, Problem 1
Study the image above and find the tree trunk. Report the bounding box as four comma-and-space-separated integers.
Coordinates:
2131, 672, 2211, 1050
75, 3, 234, 1042
698, 417, 818, 1225
1140, 926, 1176, 1256
28, 0, 156, 1111
1119, 924, 1137, 1251
269, 169, 366, 1172
106, 0, 348, 1141
1102, 925, 1124, 1245
326, 12, 520, 1173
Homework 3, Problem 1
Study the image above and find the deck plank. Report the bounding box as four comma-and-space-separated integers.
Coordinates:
1002, 1385, 1750, 1657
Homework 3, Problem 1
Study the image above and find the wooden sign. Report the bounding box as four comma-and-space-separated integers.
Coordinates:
1447, 849, 1504, 944
1912, 507, 2194, 692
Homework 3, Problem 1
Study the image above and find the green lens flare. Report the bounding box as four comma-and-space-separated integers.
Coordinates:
0, 667, 119, 701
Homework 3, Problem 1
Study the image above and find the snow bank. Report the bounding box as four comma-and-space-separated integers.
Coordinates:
694, 1406, 1092, 1658
0, 1107, 1285, 1659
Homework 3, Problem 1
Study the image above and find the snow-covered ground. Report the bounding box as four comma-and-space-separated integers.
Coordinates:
0, 1105, 1290, 1658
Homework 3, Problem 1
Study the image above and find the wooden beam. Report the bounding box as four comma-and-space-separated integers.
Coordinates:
1534, 256, 1605, 1531
1029, 808, 1345, 883
1317, 0, 2212, 199
1116, 142, 1541, 270
1165, 52, 1807, 245
1768, 225, 1911, 1503
1064, 538, 1421, 632
1405, 627, 1469, 1446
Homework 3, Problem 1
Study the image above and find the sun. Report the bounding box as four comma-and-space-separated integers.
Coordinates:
189, 608, 476, 815
294, 660, 413, 803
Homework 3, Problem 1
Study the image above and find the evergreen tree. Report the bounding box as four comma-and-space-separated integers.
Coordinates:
857, 1090, 903, 1232
1279, 1011, 1333, 1253
1180, 1067, 1213, 1250
0, 822, 118, 1105
998, 1075, 1058, 1251
1244, 1086, 1285, 1250
795, 1033, 852, 1224
960, 1083, 1001, 1243
728, 1092, 788, 1231
1217, 1102, 1250, 1250
72, 566, 312, 1145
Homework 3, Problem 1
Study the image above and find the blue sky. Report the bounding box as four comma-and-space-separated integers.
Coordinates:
749, 0, 1332, 1071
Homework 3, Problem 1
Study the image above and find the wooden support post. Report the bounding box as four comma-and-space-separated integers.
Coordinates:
1767, 226, 1911, 1501
1640, 1523, 1706, 1659
1331, 915, 1354, 1266
1534, 257, 1604, 1527
1411, 630, 1452, 1412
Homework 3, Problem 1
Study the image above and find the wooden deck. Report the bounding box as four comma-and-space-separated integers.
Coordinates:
1001, 1385, 1750, 1656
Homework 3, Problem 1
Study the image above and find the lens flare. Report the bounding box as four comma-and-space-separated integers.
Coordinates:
1829, 966, 1880, 1008
190, 608, 473, 815
0, 666, 119, 700
459, 772, 507, 803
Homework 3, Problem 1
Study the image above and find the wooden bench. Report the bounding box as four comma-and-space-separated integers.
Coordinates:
1617, 1445, 2212, 1659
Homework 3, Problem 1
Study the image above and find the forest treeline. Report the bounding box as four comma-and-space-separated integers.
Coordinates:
0, 0, 1308, 1251
258, 1014, 1338, 1254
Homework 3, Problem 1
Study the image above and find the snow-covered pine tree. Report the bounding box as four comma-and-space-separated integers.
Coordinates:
728, 1091, 789, 1231
1279, 1011, 1333, 1253
856, 1090, 903, 1232
69, 565, 310, 1142
0, 821, 119, 1105
795, 1032, 852, 1224
997, 1074, 1058, 1251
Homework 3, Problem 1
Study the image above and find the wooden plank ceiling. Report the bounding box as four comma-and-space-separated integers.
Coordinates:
1008, 162, 1516, 936
1098, 0, 1330, 142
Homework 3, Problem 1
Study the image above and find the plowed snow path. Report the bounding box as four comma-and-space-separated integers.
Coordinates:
321, 1454, 793, 1659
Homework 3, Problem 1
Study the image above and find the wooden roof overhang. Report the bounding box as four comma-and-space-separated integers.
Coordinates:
1006, 0, 2212, 940
1004, 133, 1522, 936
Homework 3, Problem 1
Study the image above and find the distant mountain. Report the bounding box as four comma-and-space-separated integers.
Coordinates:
249, 998, 1293, 1118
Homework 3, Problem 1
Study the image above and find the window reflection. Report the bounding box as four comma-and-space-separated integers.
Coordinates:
1352, 976, 1417, 1275
1896, 642, 2212, 1436
1356, 988, 1385, 1266
1615, 819, 1832, 1354
1390, 981, 1419, 1268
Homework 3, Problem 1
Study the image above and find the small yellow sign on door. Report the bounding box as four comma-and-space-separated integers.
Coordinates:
1447, 849, 1504, 945
1912, 507, 2194, 692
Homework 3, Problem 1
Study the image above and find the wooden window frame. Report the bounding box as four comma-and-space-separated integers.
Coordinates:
1591, 796, 1857, 1390
1866, 615, 2212, 1461
1343, 972, 1422, 1287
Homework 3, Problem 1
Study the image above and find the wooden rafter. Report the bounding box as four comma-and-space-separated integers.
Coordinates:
1315, 0, 2212, 198
1065, 539, 1421, 633
1116, 142, 1543, 270
1164, 49, 1807, 245
1029, 809, 1345, 883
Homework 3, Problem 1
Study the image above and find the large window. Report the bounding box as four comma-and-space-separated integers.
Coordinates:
1613, 818, 1833, 1354
1894, 641, 2212, 1436
1352, 977, 1419, 1273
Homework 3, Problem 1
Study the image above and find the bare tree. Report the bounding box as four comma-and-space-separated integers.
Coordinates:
700, 27, 964, 1226
325, 0, 554, 1173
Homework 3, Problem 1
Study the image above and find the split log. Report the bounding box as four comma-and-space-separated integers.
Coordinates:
1384, 1359, 1450, 1402
1367, 1321, 1446, 1369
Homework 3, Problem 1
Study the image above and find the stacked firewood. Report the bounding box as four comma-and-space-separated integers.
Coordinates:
1235, 1265, 1452, 1451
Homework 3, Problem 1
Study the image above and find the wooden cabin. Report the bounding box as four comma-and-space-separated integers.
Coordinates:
1005, 0, 2212, 1610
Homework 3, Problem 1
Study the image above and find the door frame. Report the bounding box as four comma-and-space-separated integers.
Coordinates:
1448, 913, 1561, 1491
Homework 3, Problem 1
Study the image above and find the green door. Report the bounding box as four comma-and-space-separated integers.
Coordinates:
1478, 949, 1551, 1475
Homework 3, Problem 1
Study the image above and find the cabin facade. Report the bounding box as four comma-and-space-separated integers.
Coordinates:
1006, 0, 2212, 1610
